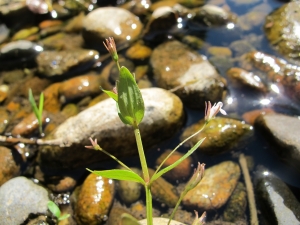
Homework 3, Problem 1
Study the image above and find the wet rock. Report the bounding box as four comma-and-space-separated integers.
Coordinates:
0, 176, 49, 225
223, 182, 247, 222
207, 46, 232, 57
12, 26, 39, 41
0, 107, 9, 134
143, 6, 177, 40
120, 0, 152, 16
43, 83, 62, 113
264, 2, 300, 62
246, 51, 300, 102
162, 208, 194, 225
64, 12, 85, 33
183, 161, 241, 210
150, 40, 226, 109
139, 218, 187, 225
20, 76, 52, 98
11, 111, 47, 136
75, 174, 115, 225
82, 7, 143, 51
255, 167, 300, 225
36, 49, 99, 77
0, 146, 20, 186
47, 176, 77, 192
38, 88, 184, 168
149, 168, 179, 207
255, 113, 300, 173
226, 67, 267, 92
61, 104, 79, 118
0, 24, 10, 44
155, 149, 193, 181
58, 74, 102, 102
1, 69, 26, 84
125, 42, 152, 61
106, 202, 136, 225
191, 4, 236, 26
181, 35, 204, 49
181, 117, 252, 155
0, 40, 43, 70
39, 32, 84, 50
117, 168, 142, 205
130, 200, 160, 220
242, 108, 274, 125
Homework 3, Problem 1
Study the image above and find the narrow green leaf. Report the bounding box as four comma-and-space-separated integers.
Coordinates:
117, 66, 144, 126
150, 137, 206, 183
38, 92, 44, 121
58, 214, 70, 221
101, 88, 118, 102
47, 201, 61, 218
121, 213, 141, 225
87, 169, 145, 185
28, 89, 39, 120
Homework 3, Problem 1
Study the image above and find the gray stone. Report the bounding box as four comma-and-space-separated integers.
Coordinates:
38, 88, 184, 169
150, 40, 226, 109
0, 176, 49, 225
255, 113, 300, 172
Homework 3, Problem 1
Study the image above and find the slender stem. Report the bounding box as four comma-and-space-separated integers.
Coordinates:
133, 125, 149, 182
239, 154, 258, 225
145, 184, 153, 225
168, 190, 187, 225
154, 121, 208, 179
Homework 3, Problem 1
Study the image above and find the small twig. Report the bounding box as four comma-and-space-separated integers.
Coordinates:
239, 153, 258, 225
0, 135, 63, 146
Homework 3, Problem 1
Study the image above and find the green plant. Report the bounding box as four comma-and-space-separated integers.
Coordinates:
86, 37, 226, 225
28, 88, 44, 135
47, 200, 70, 221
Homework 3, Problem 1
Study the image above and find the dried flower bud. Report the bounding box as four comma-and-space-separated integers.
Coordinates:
205, 101, 227, 123
185, 162, 205, 192
103, 37, 118, 62
192, 211, 206, 225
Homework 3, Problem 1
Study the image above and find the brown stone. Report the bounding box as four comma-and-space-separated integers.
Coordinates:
0, 146, 20, 186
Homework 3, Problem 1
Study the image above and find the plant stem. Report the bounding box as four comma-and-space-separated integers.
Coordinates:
154, 122, 208, 178
145, 184, 153, 225
239, 154, 258, 225
133, 125, 152, 225
168, 190, 187, 225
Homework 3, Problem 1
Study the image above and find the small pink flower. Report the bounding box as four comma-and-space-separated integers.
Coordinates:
186, 162, 205, 191
103, 37, 118, 62
85, 137, 101, 150
205, 101, 227, 122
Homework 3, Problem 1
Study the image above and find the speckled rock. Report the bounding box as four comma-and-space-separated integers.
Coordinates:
264, 2, 300, 62
82, 7, 143, 50
155, 149, 193, 181
43, 83, 62, 113
255, 113, 300, 173
223, 182, 247, 222
36, 49, 99, 77
149, 168, 179, 207
75, 174, 115, 225
125, 42, 152, 61
183, 161, 241, 210
0, 146, 20, 186
242, 108, 274, 125
226, 67, 267, 92
116, 168, 142, 204
106, 202, 136, 225
150, 40, 226, 109
38, 88, 184, 169
0, 176, 49, 225
255, 168, 300, 225
180, 117, 252, 155
58, 74, 102, 101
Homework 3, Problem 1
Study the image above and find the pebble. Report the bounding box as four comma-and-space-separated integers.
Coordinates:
0, 146, 20, 186
75, 173, 115, 225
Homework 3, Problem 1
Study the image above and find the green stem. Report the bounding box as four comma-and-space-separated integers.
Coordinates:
133, 125, 152, 225
154, 121, 208, 179
168, 190, 187, 225
145, 184, 153, 225
133, 125, 149, 182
